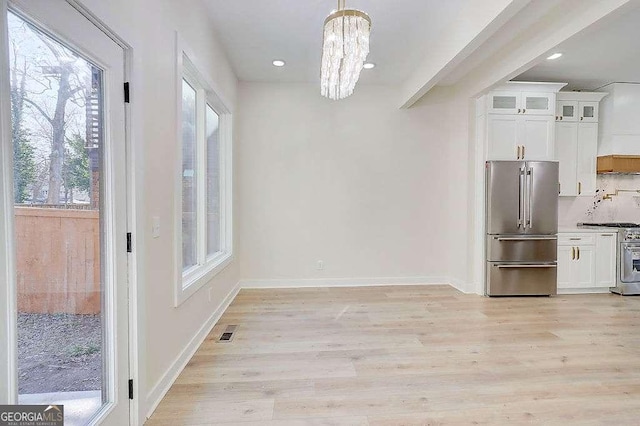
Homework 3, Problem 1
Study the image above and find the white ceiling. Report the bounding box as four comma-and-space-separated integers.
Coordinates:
514, 4, 640, 90
202, 0, 470, 85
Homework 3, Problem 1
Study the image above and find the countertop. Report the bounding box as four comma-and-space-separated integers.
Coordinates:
558, 226, 618, 234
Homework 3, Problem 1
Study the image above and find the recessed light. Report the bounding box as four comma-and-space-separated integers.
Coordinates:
272, 60, 285, 67
363, 62, 375, 69
546, 53, 562, 60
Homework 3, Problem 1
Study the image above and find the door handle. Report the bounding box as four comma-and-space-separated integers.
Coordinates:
496, 264, 557, 269
577, 247, 580, 260
518, 167, 525, 228
527, 167, 533, 228
572, 247, 575, 260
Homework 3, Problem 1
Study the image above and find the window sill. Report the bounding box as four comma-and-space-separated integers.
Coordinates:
175, 252, 233, 306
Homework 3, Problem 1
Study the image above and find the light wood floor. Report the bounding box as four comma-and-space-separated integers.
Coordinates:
146, 285, 640, 425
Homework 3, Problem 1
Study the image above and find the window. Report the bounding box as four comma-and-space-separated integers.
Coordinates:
176, 53, 232, 305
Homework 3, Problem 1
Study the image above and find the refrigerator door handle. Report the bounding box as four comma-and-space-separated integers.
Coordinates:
527, 167, 533, 228
518, 167, 525, 228
497, 264, 557, 269
496, 236, 557, 241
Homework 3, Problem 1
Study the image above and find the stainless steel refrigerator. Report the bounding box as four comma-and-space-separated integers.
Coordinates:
485, 161, 559, 296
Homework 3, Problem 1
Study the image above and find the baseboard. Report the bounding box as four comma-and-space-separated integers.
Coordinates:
240, 276, 452, 289
558, 287, 611, 294
145, 281, 240, 420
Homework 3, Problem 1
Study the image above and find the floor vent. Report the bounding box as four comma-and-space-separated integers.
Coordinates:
219, 325, 238, 342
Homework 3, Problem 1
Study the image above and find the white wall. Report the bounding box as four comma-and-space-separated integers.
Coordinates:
237, 82, 455, 284
75, 0, 240, 422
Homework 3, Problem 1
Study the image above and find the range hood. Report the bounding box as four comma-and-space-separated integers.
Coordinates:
597, 155, 640, 174
596, 83, 640, 174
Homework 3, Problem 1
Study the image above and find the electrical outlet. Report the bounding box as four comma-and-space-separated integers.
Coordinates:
317, 260, 324, 270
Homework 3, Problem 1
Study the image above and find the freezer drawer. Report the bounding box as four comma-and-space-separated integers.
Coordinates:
487, 235, 557, 262
486, 262, 557, 296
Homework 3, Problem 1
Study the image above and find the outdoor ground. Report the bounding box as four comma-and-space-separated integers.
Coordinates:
18, 313, 102, 394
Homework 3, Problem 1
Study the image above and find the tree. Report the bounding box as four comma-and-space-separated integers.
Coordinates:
62, 133, 90, 203
10, 41, 35, 204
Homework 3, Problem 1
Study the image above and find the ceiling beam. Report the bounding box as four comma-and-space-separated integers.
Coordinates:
398, 0, 531, 109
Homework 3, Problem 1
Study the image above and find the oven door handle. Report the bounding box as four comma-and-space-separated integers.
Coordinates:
496, 264, 557, 269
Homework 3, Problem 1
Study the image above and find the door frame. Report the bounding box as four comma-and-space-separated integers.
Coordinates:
0, 0, 140, 423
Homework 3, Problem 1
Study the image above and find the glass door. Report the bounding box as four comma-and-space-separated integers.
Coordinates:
1, 1, 128, 425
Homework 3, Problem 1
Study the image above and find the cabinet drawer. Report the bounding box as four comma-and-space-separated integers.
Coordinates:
558, 234, 595, 246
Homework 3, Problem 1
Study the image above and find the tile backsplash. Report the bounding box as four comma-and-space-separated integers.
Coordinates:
558, 175, 640, 226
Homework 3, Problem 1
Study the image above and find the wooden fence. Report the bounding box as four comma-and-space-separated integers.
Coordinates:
15, 207, 101, 314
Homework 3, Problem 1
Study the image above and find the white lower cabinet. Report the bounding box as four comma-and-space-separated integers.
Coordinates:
558, 232, 617, 291
595, 233, 617, 287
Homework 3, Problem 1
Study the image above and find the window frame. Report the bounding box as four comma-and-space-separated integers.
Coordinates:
174, 46, 233, 306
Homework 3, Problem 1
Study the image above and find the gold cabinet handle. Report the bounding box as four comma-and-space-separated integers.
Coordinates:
572, 247, 575, 260
522, 145, 525, 159
558, 182, 561, 194
577, 247, 580, 260
518, 108, 522, 114
560, 116, 563, 120
517, 145, 521, 159
523, 108, 526, 114
578, 182, 582, 195
580, 117, 584, 121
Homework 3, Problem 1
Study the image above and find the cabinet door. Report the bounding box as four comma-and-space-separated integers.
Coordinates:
579, 102, 599, 123
555, 122, 578, 196
575, 245, 596, 288
576, 123, 598, 196
556, 101, 578, 122
557, 245, 575, 289
596, 233, 617, 287
488, 91, 521, 114
520, 115, 555, 160
523, 92, 555, 115
487, 115, 519, 160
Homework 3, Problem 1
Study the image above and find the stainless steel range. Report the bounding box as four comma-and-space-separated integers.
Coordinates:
614, 228, 640, 295
579, 222, 640, 295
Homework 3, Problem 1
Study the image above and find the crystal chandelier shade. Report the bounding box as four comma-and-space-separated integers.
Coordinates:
320, 2, 371, 100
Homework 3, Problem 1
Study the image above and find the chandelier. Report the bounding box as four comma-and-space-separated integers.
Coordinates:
320, 0, 371, 100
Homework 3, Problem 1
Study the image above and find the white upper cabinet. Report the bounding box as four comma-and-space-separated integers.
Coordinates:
555, 92, 607, 197
487, 115, 519, 160
489, 91, 521, 115
556, 122, 579, 196
484, 82, 566, 161
520, 115, 555, 160
523, 92, 555, 115
579, 101, 599, 123
556, 100, 578, 122
576, 123, 598, 196
488, 90, 555, 115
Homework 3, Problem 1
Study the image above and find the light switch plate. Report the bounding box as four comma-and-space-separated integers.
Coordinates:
152, 216, 160, 238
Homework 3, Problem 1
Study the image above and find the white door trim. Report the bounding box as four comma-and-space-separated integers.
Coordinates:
0, 0, 18, 404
